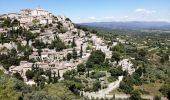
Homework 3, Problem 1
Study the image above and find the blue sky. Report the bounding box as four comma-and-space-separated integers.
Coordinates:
0, 0, 170, 23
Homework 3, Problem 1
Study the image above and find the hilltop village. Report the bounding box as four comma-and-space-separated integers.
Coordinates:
0, 8, 169, 100
0, 7, 135, 97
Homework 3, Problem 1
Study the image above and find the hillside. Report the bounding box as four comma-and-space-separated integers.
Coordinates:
0, 7, 169, 100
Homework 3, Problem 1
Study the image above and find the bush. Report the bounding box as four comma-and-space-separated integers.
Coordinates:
13, 72, 23, 81
110, 66, 123, 77
119, 81, 133, 93
159, 84, 170, 96
107, 76, 117, 83
89, 71, 106, 79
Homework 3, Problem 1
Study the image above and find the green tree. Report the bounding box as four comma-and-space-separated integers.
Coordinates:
138, 49, 147, 57
2, 17, 11, 27
71, 37, 76, 48
25, 31, 36, 45
77, 64, 86, 72
63, 70, 77, 80
111, 51, 121, 64
110, 66, 123, 77
25, 70, 34, 80
11, 19, 20, 27
93, 81, 101, 91
129, 90, 142, 100
34, 74, 45, 89
119, 81, 133, 93
135, 67, 143, 77
80, 44, 83, 58
86, 50, 105, 68
13, 72, 23, 81
72, 48, 77, 60
160, 53, 169, 64
37, 48, 42, 56
48, 37, 66, 51
67, 53, 72, 61
32, 39, 46, 49
112, 43, 125, 54
45, 70, 52, 84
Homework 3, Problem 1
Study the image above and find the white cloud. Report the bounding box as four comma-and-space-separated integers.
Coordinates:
88, 16, 96, 20
103, 16, 115, 19
72, 8, 170, 23
135, 8, 156, 14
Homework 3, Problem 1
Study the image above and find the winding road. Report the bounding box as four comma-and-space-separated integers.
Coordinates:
82, 76, 123, 99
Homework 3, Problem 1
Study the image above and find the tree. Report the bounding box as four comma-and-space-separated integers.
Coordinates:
37, 48, 42, 56
25, 31, 36, 45
168, 90, 170, 100
93, 81, 101, 91
119, 81, 133, 93
11, 19, 20, 27
2, 17, 11, 27
110, 66, 123, 77
103, 58, 110, 67
80, 44, 83, 58
34, 74, 45, 89
86, 50, 105, 68
23, 46, 33, 60
0, 33, 9, 44
45, 70, 52, 84
63, 70, 77, 80
112, 43, 125, 54
160, 53, 169, 64
159, 84, 170, 96
25, 70, 34, 80
72, 48, 77, 60
91, 29, 97, 34
52, 72, 58, 83
67, 53, 72, 61
32, 39, 46, 49
111, 51, 121, 64
129, 90, 142, 100
71, 37, 76, 48
48, 37, 66, 51
13, 72, 23, 81
138, 49, 147, 57
77, 64, 86, 72
135, 67, 143, 77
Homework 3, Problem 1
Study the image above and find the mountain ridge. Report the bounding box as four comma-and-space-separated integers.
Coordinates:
80, 21, 170, 30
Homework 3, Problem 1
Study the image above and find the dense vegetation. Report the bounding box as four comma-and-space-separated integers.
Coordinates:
0, 70, 81, 100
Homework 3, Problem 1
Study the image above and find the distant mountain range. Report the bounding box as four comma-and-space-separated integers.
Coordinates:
80, 21, 170, 30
